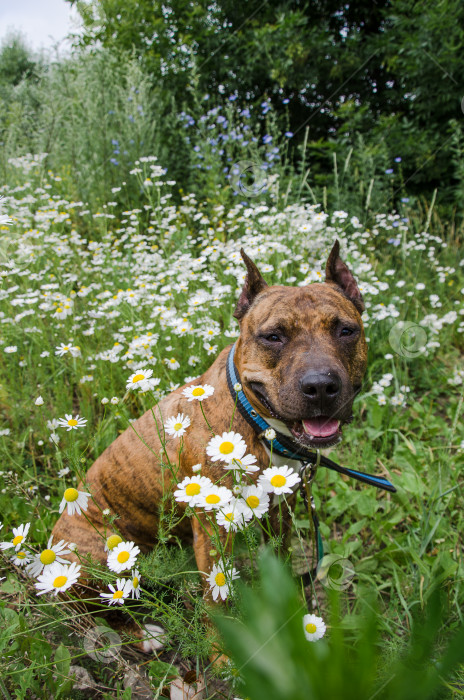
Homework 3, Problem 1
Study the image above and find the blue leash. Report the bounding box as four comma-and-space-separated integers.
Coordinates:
226, 342, 396, 568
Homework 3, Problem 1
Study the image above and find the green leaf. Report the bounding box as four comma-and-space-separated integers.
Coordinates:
54, 643, 71, 679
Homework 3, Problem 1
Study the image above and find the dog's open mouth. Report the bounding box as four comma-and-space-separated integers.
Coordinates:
290, 416, 342, 448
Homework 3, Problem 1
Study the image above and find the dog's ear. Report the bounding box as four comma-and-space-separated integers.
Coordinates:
234, 249, 268, 320
325, 240, 365, 313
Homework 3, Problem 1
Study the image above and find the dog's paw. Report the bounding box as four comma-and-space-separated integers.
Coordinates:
141, 623, 166, 653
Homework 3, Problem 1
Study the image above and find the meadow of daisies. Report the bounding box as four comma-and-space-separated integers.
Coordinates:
1, 120, 464, 697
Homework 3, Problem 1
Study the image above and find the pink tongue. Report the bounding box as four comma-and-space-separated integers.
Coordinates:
303, 417, 339, 438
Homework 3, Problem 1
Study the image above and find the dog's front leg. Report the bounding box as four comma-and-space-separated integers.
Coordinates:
191, 510, 229, 593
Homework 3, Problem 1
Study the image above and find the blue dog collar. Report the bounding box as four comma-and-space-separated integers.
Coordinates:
226, 342, 396, 493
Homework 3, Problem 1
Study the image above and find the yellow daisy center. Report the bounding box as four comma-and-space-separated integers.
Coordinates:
132, 373, 145, 383
64, 488, 79, 502
17, 551, 27, 559
214, 572, 226, 586
133, 577, 139, 588
67, 419, 78, 427
225, 512, 234, 522
192, 387, 205, 397
40, 549, 56, 565
205, 494, 221, 504
305, 623, 317, 634
113, 590, 124, 599
12, 535, 23, 546
106, 535, 122, 551
246, 495, 260, 509
173, 422, 183, 431
270, 474, 286, 488
185, 483, 201, 496
219, 441, 234, 455
53, 575, 67, 588
117, 551, 130, 563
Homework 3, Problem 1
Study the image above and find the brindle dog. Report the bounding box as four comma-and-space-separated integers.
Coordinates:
52, 240, 367, 648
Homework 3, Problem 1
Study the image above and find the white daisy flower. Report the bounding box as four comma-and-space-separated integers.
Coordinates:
206, 563, 239, 601
0, 522, 31, 552
173, 475, 213, 506
182, 384, 215, 402
216, 499, 250, 532
35, 561, 81, 596
0, 197, 12, 226
233, 382, 242, 392
12, 550, 31, 567
35, 396, 44, 406
229, 453, 259, 473
126, 368, 160, 391
59, 488, 91, 516
107, 541, 140, 573
258, 465, 301, 495
206, 431, 247, 464
104, 534, 123, 552
129, 568, 141, 599
165, 357, 180, 370
196, 485, 233, 511
191, 463, 202, 473
303, 614, 326, 641
100, 578, 132, 606
57, 414, 87, 431
240, 486, 270, 519
164, 413, 191, 438
55, 343, 80, 357
27, 536, 72, 577
264, 427, 276, 441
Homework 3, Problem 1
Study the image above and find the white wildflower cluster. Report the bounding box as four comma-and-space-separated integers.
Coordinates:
164, 386, 302, 601
371, 373, 411, 407
0, 488, 141, 605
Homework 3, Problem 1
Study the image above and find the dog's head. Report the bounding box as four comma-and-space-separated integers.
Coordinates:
233, 241, 367, 448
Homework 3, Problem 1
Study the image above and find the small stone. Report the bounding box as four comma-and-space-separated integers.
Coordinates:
170, 673, 206, 700
69, 665, 97, 694
124, 665, 155, 699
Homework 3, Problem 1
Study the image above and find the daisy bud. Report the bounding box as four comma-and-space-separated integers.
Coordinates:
101, 397, 109, 405
264, 428, 276, 441
209, 549, 217, 557
35, 396, 44, 406
103, 508, 110, 516
111, 397, 119, 404
191, 463, 202, 473
233, 382, 242, 392
232, 485, 242, 496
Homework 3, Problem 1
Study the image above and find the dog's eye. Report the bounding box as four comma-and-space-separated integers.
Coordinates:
265, 333, 281, 343
340, 327, 354, 337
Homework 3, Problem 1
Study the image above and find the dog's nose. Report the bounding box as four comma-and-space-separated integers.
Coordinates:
300, 370, 341, 406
